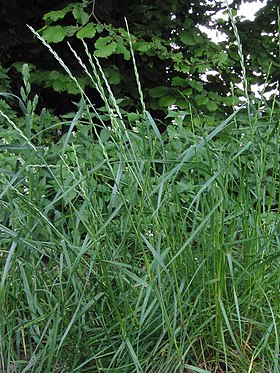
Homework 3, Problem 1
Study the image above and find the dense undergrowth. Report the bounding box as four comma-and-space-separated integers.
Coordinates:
0, 24, 279, 373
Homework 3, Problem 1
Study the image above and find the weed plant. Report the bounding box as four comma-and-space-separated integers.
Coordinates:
0, 23, 279, 373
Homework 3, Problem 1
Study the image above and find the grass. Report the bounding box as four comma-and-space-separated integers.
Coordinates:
0, 24, 279, 373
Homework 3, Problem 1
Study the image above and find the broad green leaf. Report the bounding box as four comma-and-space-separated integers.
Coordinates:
188, 79, 203, 92
176, 99, 190, 109
195, 95, 209, 105
149, 86, 168, 98
116, 44, 130, 60
65, 26, 78, 37
76, 23, 96, 39
207, 100, 218, 111
179, 31, 196, 45
94, 42, 117, 58
43, 5, 73, 22
72, 6, 90, 25
159, 95, 177, 107
134, 41, 151, 52
181, 88, 193, 96
42, 26, 67, 43
94, 36, 112, 49
172, 76, 187, 87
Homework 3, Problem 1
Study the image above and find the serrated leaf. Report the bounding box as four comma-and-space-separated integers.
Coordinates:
76, 23, 96, 39
42, 26, 67, 43
149, 86, 168, 98
94, 42, 117, 58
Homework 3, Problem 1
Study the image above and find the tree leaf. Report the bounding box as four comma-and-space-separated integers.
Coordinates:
43, 5, 73, 22
76, 23, 96, 39
172, 76, 187, 87
159, 95, 177, 107
42, 26, 67, 43
72, 6, 90, 25
94, 36, 112, 49
149, 86, 168, 98
116, 44, 130, 60
179, 31, 196, 45
207, 100, 218, 111
94, 42, 117, 58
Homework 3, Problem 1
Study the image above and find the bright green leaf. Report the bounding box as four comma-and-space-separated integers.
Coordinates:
43, 5, 73, 22
72, 6, 90, 25
76, 23, 96, 39
94, 36, 112, 49
116, 44, 130, 60
94, 42, 117, 58
42, 26, 67, 43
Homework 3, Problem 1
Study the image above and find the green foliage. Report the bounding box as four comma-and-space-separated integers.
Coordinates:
0, 38, 279, 371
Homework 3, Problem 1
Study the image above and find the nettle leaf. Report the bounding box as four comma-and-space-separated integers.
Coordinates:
72, 6, 90, 25
42, 26, 67, 43
179, 31, 196, 46
149, 86, 168, 98
94, 42, 117, 58
159, 95, 177, 107
76, 23, 96, 39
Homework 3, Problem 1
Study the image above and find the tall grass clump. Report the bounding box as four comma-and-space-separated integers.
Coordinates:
0, 23, 279, 373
